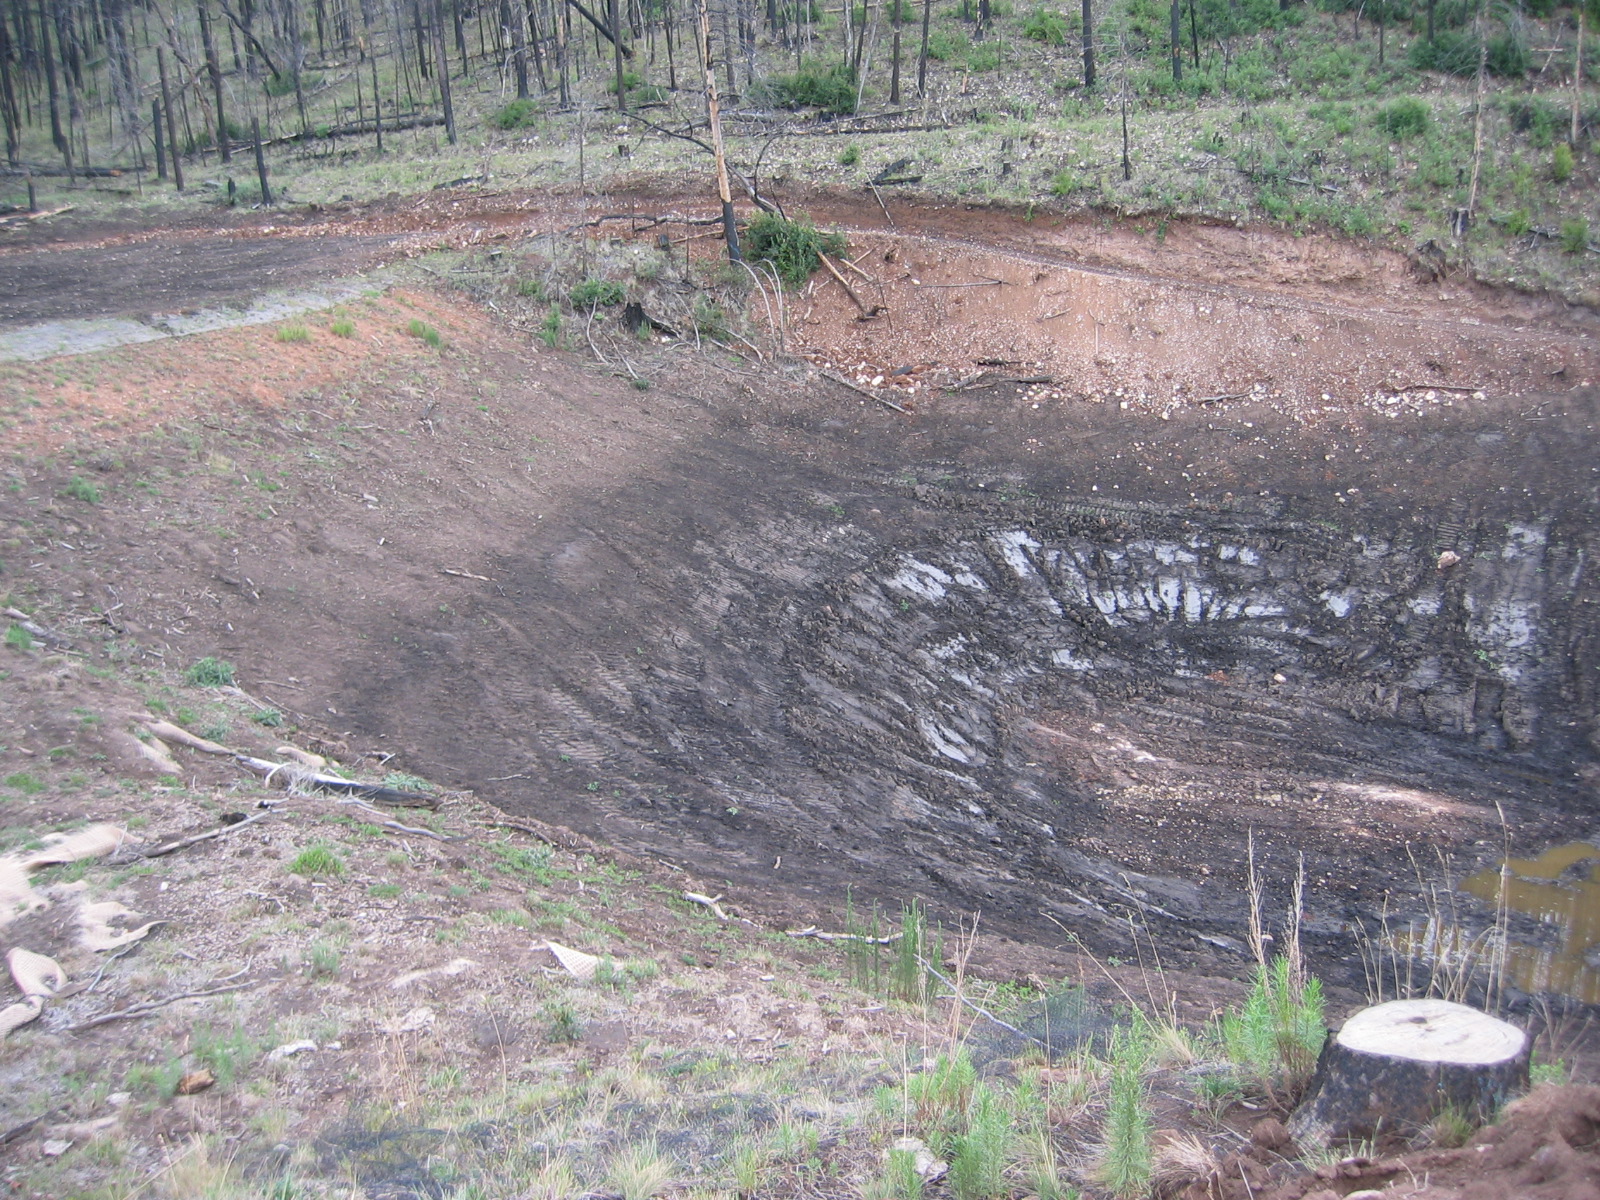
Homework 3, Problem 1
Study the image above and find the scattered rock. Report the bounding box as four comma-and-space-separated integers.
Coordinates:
266, 1039, 318, 1061
176, 1068, 215, 1095
1437, 550, 1462, 569
888, 1136, 948, 1182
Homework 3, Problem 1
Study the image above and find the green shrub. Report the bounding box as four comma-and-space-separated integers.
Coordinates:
63, 476, 99, 504
1553, 143, 1574, 183
288, 844, 345, 877
925, 28, 970, 60
251, 708, 285, 727
758, 59, 859, 114
4, 772, 45, 795
1561, 217, 1590, 255
1486, 32, 1529, 78
1408, 29, 1479, 75
691, 295, 728, 338
950, 1084, 1009, 1200
1220, 955, 1326, 1088
4, 624, 32, 651
1503, 207, 1532, 236
1023, 6, 1069, 44
185, 656, 236, 687
570, 278, 626, 307
1098, 1025, 1153, 1199
492, 98, 539, 129
966, 41, 1001, 72
1377, 96, 1430, 139
517, 278, 546, 299
406, 318, 444, 349
539, 304, 562, 348
1049, 168, 1083, 196
839, 143, 861, 167
742, 212, 848, 287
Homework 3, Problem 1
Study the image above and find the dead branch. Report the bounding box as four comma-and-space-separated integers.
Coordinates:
130, 810, 272, 861
63, 973, 257, 1034
1199, 392, 1251, 405
235, 756, 440, 810
820, 369, 909, 414
785, 925, 902, 944
866, 182, 896, 227
913, 277, 1005, 289
682, 891, 730, 921
817, 253, 871, 315
1391, 382, 1484, 393
441, 568, 491, 582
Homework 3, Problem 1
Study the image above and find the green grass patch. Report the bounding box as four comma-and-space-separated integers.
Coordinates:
274, 323, 311, 343
569, 278, 626, 308
406, 319, 445, 349
184, 657, 236, 687
288, 844, 345, 877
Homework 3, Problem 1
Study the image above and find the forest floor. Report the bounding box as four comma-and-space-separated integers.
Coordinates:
0, 184, 1598, 1199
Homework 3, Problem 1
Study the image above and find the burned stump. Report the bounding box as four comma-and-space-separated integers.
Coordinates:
1288, 998, 1529, 1148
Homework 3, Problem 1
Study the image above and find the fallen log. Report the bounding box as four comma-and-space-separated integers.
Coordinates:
236, 756, 440, 809
1288, 998, 1529, 1148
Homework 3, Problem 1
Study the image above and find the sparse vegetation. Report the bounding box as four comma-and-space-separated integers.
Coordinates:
63, 475, 100, 504
288, 844, 345, 877
407, 319, 445, 349
184, 657, 236, 687
330, 317, 356, 338
274, 323, 311, 343
570, 278, 626, 308
741, 213, 848, 288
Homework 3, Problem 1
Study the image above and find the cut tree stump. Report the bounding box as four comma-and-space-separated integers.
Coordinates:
1288, 998, 1529, 1147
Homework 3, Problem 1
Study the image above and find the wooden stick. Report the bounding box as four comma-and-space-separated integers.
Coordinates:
1391, 382, 1484, 393
785, 925, 902, 944
137, 810, 272, 859
820, 369, 909, 414
817, 253, 870, 315
867, 181, 895, 227
682, 891, 730, 921
913, 277, 1004, 289
64, 976, 256, 1033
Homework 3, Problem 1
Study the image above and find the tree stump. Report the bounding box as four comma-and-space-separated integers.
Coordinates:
1288, 998, 1529, 1148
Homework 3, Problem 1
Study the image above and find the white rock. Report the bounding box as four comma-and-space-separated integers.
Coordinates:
267, 1040, 318, 1062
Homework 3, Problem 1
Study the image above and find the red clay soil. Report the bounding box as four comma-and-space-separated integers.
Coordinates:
1181, 1085, 1600, 1200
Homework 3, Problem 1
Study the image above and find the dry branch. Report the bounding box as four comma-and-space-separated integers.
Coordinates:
820, 370, 909, 414
64, 973, 257, 1034
817, 253, 870, 315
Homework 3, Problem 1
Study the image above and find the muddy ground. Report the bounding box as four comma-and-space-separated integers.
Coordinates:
4, 189, 1598, 1005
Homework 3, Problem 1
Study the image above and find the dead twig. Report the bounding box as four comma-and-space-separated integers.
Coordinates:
441, 567, 491, 582
1391, 382, 1483, 393
682, 891, 731, 921
817, 253, 871, 315
785, 925, 902, 944
135, 810, 272, 860
867, 181, 895, 227
1199, 392, 1251, 405
64, 972, 257, 1034
913, 277, 1005, 289
820, 369, 909, 414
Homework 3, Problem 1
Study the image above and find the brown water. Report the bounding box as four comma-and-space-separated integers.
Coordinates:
1463, 843, 1600, 1005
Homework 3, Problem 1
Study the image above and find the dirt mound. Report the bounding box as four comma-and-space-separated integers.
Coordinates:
1184, 1085, 1600, 1200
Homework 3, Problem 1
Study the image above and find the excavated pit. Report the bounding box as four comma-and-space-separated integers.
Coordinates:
334, 372, 1600, 990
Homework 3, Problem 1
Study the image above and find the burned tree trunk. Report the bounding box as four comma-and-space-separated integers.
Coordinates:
1289, 999, 1530, 1148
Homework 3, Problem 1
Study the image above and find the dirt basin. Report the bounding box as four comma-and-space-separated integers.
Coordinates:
2, 193, 1597, 996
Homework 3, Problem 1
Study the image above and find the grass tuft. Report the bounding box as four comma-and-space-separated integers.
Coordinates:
406, 318, 445, 349
288, 844, 345, 877
274, 323, 311, 343
184, 656, 236, 687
